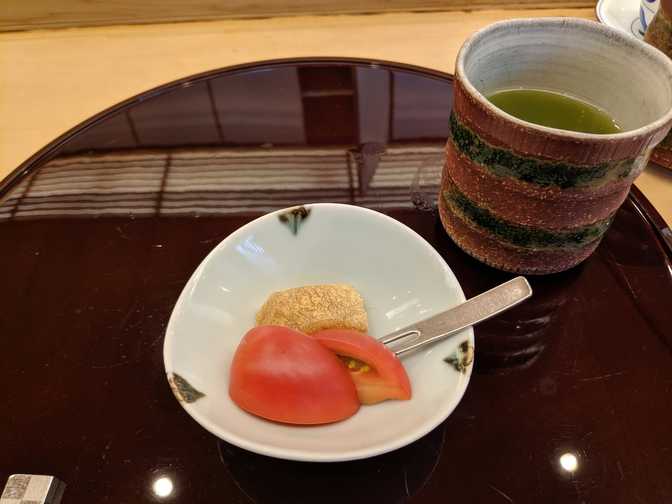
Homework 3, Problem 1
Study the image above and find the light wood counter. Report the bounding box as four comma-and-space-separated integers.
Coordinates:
1, 7, 670, 224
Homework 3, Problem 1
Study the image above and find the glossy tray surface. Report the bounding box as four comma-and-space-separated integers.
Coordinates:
1, 59, 671, 503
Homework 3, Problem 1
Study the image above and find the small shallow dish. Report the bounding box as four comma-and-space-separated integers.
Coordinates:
597, 0, 646, 39
163, 203, 474, 462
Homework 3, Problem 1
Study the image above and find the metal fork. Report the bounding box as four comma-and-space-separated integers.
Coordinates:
380, 276, 532, 357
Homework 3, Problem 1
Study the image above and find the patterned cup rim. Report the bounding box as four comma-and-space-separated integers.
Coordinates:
456, 17, 672, 141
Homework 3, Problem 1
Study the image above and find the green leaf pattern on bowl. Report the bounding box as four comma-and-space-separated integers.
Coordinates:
168, 372, 205, 403
278, 206, 311, 235
444, 340, 474, 373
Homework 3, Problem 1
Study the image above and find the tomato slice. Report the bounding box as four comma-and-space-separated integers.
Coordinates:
312, 329, 412, 405
229, 325, 360, 424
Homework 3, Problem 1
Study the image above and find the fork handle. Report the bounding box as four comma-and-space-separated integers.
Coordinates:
381, 276, 532, 357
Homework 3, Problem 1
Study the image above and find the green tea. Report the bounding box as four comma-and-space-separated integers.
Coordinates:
487, 89, 621, 134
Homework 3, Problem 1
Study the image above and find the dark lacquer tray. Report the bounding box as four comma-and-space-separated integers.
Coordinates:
1, 59, 671, 504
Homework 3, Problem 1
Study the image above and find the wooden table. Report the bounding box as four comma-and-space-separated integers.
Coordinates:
1, 6, 670, 224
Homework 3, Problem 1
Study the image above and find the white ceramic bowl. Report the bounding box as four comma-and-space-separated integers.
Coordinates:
163, 203, 474, 462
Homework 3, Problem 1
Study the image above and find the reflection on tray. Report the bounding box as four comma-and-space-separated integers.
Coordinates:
0, 145, 442, 220
475, 270, 581, 374
1, 64, 455, 221
217, 421, 446, 504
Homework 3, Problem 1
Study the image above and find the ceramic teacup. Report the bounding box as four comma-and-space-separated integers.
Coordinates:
644, 0, 672, 167
440, 18, 672, 274
641, 0, 660, 33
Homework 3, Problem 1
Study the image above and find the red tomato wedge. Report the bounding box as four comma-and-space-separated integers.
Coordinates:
312, 329, 412, 405
229, 325, 360, 424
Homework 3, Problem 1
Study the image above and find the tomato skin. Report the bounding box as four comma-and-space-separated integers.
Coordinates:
312, 329, 412, 405
229, 325, 359, 424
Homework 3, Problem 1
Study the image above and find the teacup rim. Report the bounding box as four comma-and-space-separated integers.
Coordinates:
456, 17, 672, 141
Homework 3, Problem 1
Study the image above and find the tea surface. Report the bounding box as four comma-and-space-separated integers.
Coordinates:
487, 89, 621, 134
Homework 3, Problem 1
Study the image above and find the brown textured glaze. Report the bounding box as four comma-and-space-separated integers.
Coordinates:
438, 178, 601, 275
445, 141, 631, 228
1, 59, 672, 504
453, 77, 660, 165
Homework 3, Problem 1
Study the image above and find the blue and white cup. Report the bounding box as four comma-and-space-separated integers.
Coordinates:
641, 0, 660, 33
